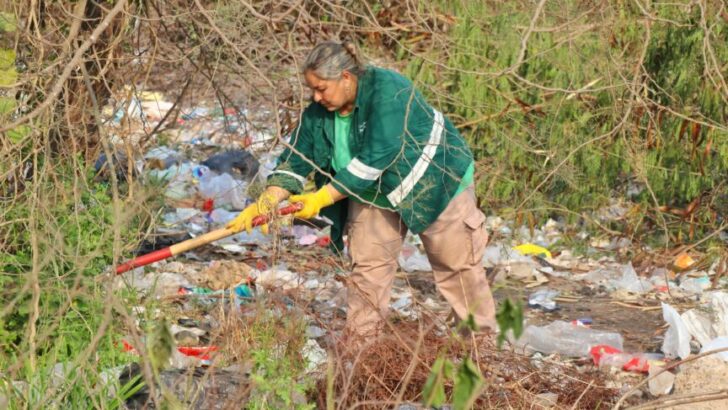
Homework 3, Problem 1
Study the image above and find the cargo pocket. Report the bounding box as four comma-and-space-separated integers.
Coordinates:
464, 211, 487, 265
347, 205, 404, 268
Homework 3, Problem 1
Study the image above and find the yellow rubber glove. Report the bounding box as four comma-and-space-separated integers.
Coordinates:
226, 191, 278, 234
288, 187, 335, 219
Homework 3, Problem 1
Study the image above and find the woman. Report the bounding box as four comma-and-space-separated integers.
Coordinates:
228, 41, 496, 337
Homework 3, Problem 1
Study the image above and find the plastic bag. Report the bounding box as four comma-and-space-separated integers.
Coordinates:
611, 263, 652, 293
699, 336, 728, 362
198, 172, 249, 210
661, 302, 691, 359
528, 289, 560, 312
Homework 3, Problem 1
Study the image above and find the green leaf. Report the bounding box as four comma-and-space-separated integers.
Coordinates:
495, 299, 524, 349
0, 12, 16, 33
452, 358, 484, 410
0, 48, 17, 86
422, 356, 453, 407
7, 124, 30, 144
460, 313, 477, 332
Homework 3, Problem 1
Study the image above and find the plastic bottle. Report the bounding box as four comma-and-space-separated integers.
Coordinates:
515, 320, 624, 357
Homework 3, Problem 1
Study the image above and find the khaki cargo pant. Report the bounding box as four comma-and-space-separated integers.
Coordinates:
345, 186, 497, 337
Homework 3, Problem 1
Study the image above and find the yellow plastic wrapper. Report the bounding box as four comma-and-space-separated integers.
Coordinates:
513, 243, 552, 259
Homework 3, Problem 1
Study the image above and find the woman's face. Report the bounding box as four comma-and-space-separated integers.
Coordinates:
304, 70, 356, 113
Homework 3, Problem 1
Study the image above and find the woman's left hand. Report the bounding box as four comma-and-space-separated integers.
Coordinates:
288, 186, 335, 219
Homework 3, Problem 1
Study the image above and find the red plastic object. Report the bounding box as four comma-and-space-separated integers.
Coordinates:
120, 339, 218, 361
202, 198, 214, 212
177, 346, 218, 361
590, 345, 651, 373
121, 339, 137, 353
316, 236, 331, 247
255, 259, 268, 271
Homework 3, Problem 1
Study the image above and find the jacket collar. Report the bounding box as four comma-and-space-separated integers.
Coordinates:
353, 66, 374, 112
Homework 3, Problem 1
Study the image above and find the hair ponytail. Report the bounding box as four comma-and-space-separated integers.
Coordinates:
302, 41, 367, 80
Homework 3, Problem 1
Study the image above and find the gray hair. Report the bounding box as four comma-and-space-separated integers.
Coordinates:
302, 41, 366, 80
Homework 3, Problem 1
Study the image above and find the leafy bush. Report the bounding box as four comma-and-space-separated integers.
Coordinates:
404, 1, 727, 237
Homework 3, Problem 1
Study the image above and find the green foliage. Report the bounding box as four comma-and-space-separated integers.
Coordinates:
404, 1, 728, 240
422, 356, 452, 407
495, 299, 524, 349
0, 12, 17, 33
146, 318, 174, 376
1, 296, 138, 408
0, 46, 29, 144
0, 158, 150, 407
422, 356, 486, 409
452, 358, 485, 409
244, 309, 315, 410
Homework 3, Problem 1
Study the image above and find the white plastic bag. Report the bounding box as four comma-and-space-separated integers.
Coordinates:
699, 336, 728, 362
661, 302, 691, 359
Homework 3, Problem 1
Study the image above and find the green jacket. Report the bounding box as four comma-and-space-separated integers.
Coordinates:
268, 66, 473, 250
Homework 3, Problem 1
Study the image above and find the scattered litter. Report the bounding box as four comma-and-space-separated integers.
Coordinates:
94, 150, 139, 183
661, 302, 691, 359
590, 344, 663, 373
302, 339, 327, 373
515, 320, 623, 357
100, 95, 728, 408
197, 170, 249, 210
533, 392, 559, 409
679, 275, 711, 294
514, 243, 552, 259
218, 243, 247, 253
174, 330, 200, 346
118, 271, 192, 299
201, 149, 259, 179
391, 294, 416, 319
163, 208, 201, 225
147, 163, 197, 200
303, 278, 320, 289
144, 146, 181, 170
528, 289, 560, 312
254, 266, 301, 290
197, 260, 252, 290
482, 244, 534, 267
209, 209, 239, 225
674, 252, 696, 270
178, 284, 254, 305
398, 244, 432, 272
597, 200, 628, 221
648, 364, 675, 396
699, 337, 728, 362
306, 326, 326, 338
291, 225, 324, 246
610, 263, 652, 294
682, 309, 715, 346
170, 324, 206, 338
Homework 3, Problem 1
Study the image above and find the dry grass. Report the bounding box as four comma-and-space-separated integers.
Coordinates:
313, 321, 618, 409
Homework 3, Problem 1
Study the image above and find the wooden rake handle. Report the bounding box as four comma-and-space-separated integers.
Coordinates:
115, 203, 302, 274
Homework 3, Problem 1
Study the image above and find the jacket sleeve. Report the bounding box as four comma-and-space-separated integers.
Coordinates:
332, 84, 413, 195
266, 110, 315, 195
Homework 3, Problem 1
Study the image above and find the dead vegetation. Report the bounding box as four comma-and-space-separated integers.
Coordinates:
318, 321, 617, 409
